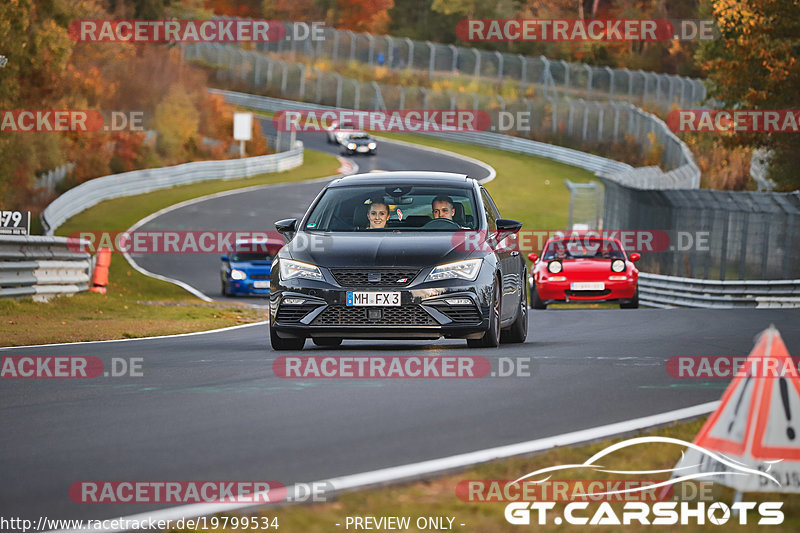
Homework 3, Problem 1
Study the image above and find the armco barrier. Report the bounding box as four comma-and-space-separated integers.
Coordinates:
0, 236, 92, 299
41, 141, 304, 235
639, 273, 800, 309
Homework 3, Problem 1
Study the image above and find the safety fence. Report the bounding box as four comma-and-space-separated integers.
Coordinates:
639, 273, 800, 308
0, 236, 92, 299
602, 180, 800, 281
41, 141, 303, 235
188, 42, 699, 185
243, 20, 706, 112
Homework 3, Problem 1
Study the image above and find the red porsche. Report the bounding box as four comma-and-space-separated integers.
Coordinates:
528, 234, 640, 309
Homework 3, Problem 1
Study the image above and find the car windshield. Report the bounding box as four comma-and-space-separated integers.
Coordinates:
303, 184, 479, 231
348, 133, 370, 140
230, 251, 274, 262
542, 238, 624, 260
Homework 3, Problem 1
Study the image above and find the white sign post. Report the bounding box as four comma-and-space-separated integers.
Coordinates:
233, 112, 253, 158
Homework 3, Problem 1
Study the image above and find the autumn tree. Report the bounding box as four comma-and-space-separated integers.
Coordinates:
697, 0, 800, 190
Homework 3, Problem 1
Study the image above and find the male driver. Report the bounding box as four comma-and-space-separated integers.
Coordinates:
431, 195, 455, 220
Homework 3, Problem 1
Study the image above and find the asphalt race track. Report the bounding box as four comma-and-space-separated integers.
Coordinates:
3, 132, 799, 525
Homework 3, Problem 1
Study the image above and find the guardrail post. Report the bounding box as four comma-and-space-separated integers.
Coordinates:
471, 92, 479, 110
405, 38, 413, 70
366, 33, 375, 65
450, 94, 456, 112
297, 64, 306, 99
495, 51, 504, 80
314, 68, 323, 102
546, 95, 558, 133
386, 36, 395, 68
399, 86, 405, 110
580, 99, 589, 140
335, 73, 343, 107
584, 64, 593, 99
519, 54, 527, 85
347, 30, 356, 62
427, 41, 436, 79
353, 79, 361, 109
280, 62, 289, 96
719, 213, 729, 281
371, 81, 386, 110
560, 60, 570, 95
332, 31, 340, 61
449, 44, 458, 72
473, 49, 481, 77
496, 95, 506, 113
567, 97, 575, 137
420, 87, 429, 110
605, 66, 614, 102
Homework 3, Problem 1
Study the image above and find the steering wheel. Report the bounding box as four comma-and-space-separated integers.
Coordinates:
422, 217, 461, 230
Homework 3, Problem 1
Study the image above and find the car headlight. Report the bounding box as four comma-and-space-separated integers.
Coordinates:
611, 259, 626, 273
279, 259, 323, 281
368, 142, 377, 149
426, 259, 482, 282
347, 143, 357, 150
230, 269, 246, 280
547, 260, 562, 274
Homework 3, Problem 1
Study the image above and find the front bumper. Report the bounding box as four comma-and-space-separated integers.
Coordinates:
535, 278, 637, 303
270, 269, 493, 340
227, 279, 270, 295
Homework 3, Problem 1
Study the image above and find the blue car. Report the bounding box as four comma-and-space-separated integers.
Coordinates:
221, 240, 282, 296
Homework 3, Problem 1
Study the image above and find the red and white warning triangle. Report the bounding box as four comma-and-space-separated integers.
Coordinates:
674, 325, 800, 492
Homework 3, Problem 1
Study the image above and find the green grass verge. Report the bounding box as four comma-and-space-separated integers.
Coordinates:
0, 150, 340, 346
180, 417, 800, 533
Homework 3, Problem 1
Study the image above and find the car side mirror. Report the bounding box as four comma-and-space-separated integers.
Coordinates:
275, 218, 297, 241
495, 219, 523, 233
221, 255, 229, 262
528, 253, 538, 262
629, 252, 640, 262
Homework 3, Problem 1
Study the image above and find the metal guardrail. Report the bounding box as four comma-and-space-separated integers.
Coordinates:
639, 273, 800, 308
41, 142, 304, 235
0, 236, 92, 299
213, 89, 699, 189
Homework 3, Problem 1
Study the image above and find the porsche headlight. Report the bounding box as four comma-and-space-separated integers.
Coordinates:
347, 143, 357, 150
547, 260, 562, 274
279, 259, 323, 281
426, 259, 482, 282
230, 269, 246, 280
611, 259, 626, 273
368, 142, 377, 149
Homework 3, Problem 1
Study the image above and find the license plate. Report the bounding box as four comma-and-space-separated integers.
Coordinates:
253, 281, 269, 288
356, 146, 369, 152
571, 282, 605, 291
346, 291, 400, 306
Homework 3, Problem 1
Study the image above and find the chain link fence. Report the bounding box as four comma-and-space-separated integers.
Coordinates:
186, 42, 698, 184
252, 22, 706, 112
602, 182, 800, 280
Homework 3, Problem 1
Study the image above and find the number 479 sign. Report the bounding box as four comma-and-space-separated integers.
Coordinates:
0, 210, 30, 235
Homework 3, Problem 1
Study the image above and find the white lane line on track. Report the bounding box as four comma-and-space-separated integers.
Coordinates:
122, 171, 354, 303
0, 321, 268, 351
49, 401, 718, 532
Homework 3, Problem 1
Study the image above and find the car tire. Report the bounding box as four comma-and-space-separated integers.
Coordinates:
467, 278, 501, 348
531, 285, 547, 309
270, 325, 305, 350
620, 286, 639, 309
313, 337, 342, 347
501, 279, 527, 344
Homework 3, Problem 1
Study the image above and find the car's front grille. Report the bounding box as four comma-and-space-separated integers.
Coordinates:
430, 305, 482, 323
330, 268, 419, 287
565, 289, 612, 297
275, 304, 319, 323
250, 274, 269, 280
312, 305, 436, 326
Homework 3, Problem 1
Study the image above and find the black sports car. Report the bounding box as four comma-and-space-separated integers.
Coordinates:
339, 131, 377, 155
269, 172, 528, 350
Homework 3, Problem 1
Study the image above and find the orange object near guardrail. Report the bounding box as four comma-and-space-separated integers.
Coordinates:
89, 247, 111, 294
